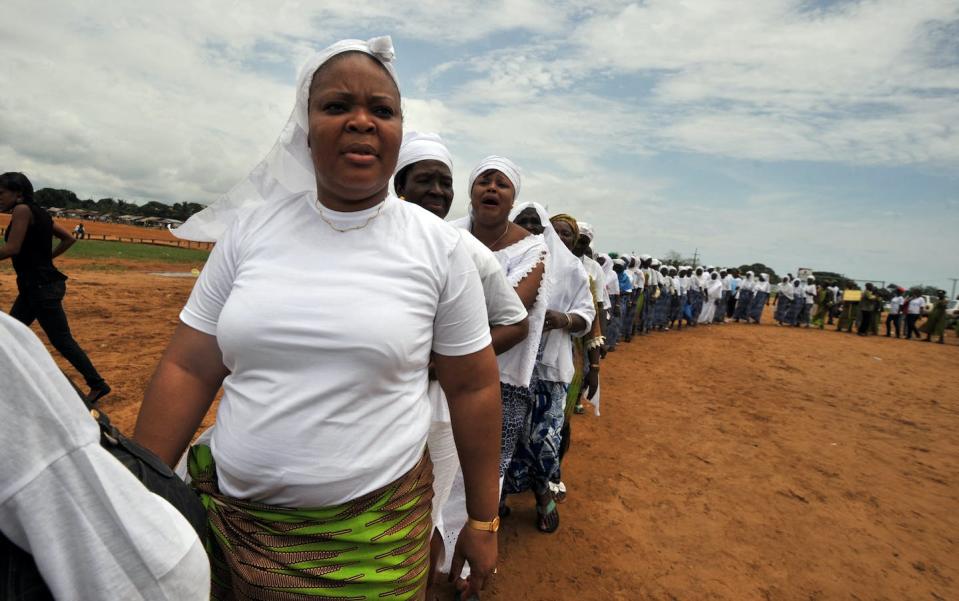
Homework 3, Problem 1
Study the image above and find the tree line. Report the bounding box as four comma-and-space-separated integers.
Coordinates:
34, 188, 205, 222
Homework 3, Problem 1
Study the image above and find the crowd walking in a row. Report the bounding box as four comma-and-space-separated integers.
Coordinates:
1, 36, 956, 601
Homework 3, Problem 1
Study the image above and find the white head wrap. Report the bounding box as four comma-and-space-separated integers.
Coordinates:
468, 156, 522, 200
639, 254, 652, 262
172, 36, 398, 241
650, 258, 661, 267
577, 221, 594, 242
598, 253, 613, 275
393, 131, 453, 197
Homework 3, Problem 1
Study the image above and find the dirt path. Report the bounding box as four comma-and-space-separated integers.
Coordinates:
1, 267, 956, 600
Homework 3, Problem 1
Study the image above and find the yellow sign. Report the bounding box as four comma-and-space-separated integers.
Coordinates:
843, 290, 862, 302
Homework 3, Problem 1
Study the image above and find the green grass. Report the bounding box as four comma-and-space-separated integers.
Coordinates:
65, 240, 210, 263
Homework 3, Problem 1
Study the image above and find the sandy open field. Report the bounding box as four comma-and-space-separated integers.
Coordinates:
1, 213, 180, 239
2, 251, 957, 601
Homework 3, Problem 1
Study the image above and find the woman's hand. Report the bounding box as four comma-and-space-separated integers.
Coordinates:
542, 309, 569, 332
450, 527, 497, 597
585, 367, 599, 400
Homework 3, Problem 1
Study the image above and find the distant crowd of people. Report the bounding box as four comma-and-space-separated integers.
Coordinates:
588, 265, 956, 349
768, 278, 954, 344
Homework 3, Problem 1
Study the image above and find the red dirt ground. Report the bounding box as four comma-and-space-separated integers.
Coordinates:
1, 257, 956, 601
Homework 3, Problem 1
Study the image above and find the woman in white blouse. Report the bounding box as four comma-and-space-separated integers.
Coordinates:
507, 202, 594, 533
134, 37, 501, 601
451, 157, 548, 478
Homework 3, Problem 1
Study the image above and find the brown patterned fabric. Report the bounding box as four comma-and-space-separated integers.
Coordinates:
189, 446, 433, 601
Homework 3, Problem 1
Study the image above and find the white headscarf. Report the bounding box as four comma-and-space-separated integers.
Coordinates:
173, 36, 398, 242
577, 221, 594, 242
597, 253, 612, 276
393, 131, 453, 197
468, 156, 522, 200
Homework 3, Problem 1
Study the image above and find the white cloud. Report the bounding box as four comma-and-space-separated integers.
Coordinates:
1, 0, 957, 290
568, 0, 959, 165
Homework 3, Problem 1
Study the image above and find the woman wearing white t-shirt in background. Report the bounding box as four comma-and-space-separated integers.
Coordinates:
905, 292, 926, 340
133, 37, 501, 600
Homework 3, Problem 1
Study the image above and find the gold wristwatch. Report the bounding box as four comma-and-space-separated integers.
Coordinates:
466, 516, 500, 532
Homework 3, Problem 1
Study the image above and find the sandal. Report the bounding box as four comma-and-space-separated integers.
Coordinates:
574, 404, 585, 415
553, 481, 567, 504
536, 498, 560, 533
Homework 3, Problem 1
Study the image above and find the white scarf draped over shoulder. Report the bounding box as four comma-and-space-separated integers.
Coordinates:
172, 36, 399, 242
510, 202, 594, 384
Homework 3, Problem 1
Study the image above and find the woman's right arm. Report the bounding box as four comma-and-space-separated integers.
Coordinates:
51, 222, 77, 258
133, 323, 229, 467
513, 260, 544, 309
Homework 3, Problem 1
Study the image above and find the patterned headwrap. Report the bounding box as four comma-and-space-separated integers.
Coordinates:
549, 213, 579, 240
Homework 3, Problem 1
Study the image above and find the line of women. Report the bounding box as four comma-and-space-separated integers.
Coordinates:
130, 36, 604, 601
601, 264, 778, 348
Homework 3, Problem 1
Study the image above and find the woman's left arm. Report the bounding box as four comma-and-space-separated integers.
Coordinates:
0, 205, 32, 260
431, 237, 502, 597
50, 223, 76, 258
434, 347, 500, 596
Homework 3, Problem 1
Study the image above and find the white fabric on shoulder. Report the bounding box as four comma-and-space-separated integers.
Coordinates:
582, 256, 609, 310
510, 202, 594, 384
172, 36, 398, 242
449, 215, 547, 388
0, 313, 208, 601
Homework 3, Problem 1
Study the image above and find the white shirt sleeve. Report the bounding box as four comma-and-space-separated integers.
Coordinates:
0, 314, 209, 601
567, 263, 597, 337
606, 273, 620, 295
469, 236, 527, 327
179, 214, 242, 335
432, 237, 494, 356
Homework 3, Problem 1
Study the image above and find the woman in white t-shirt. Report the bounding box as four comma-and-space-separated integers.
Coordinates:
133, 37, 501, 600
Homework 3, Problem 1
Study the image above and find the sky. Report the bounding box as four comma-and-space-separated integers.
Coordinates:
1, 0, 957, 292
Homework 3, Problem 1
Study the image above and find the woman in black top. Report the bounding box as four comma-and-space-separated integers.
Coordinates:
0, 172, 110, 403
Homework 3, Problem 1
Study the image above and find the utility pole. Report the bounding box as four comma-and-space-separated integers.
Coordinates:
950, 278, 959, 299
692, 248, 699, 268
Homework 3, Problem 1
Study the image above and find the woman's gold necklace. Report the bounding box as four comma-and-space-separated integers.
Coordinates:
316, 198, 385, 232
475, 222, 510, 250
